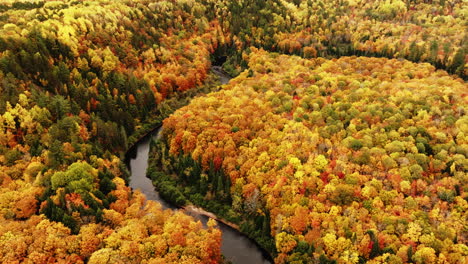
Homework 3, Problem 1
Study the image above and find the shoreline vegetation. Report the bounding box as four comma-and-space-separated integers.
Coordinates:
127, 67, 276, 263
147, 161, 278, 262
182, 205, 239, 230
122, 67, 261, 264
138, 64, 283, 262
180, 204, 276, 263
0, 0, 466, 263
147, 129, 278, 261
125, 70, 224, 154
155, 49, 467, 263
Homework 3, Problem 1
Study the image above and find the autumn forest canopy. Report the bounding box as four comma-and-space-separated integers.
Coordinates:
0, 0, 466, 264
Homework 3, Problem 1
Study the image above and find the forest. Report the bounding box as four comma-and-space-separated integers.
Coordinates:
0, 0, 466, 263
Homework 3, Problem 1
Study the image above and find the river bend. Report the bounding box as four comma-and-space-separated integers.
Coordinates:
128, 67, 272, 264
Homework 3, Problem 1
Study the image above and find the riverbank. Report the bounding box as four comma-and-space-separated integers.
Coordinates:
126, 67, 274, 264
130, 127, 274, 264
181, 204, 275, 263
146, 143, 276, 262
125, 70, 223, 152
183, 205, 239, 230
152, 66, 276, 262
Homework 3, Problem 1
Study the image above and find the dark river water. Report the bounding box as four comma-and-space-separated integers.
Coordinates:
127, 67, 273, 264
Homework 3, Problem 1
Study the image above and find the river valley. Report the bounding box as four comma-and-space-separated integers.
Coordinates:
127, 68, 273, 264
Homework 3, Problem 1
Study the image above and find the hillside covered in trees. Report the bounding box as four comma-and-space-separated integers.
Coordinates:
0, 0, 466, 263
158, 49, 467, 263
0, 0, 224, 263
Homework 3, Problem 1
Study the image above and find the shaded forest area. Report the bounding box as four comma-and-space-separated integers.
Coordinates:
0, 0, 466, 263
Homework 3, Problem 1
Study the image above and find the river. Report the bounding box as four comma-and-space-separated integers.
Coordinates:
127, 67, 273, 264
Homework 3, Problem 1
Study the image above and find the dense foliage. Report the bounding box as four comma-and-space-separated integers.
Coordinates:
0, 0, 466, 263
0, 0, 224, 263
202, 0, 467, 79
161, 49, 467, 263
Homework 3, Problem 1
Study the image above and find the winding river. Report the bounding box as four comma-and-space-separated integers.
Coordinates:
127, 67, 273, 264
